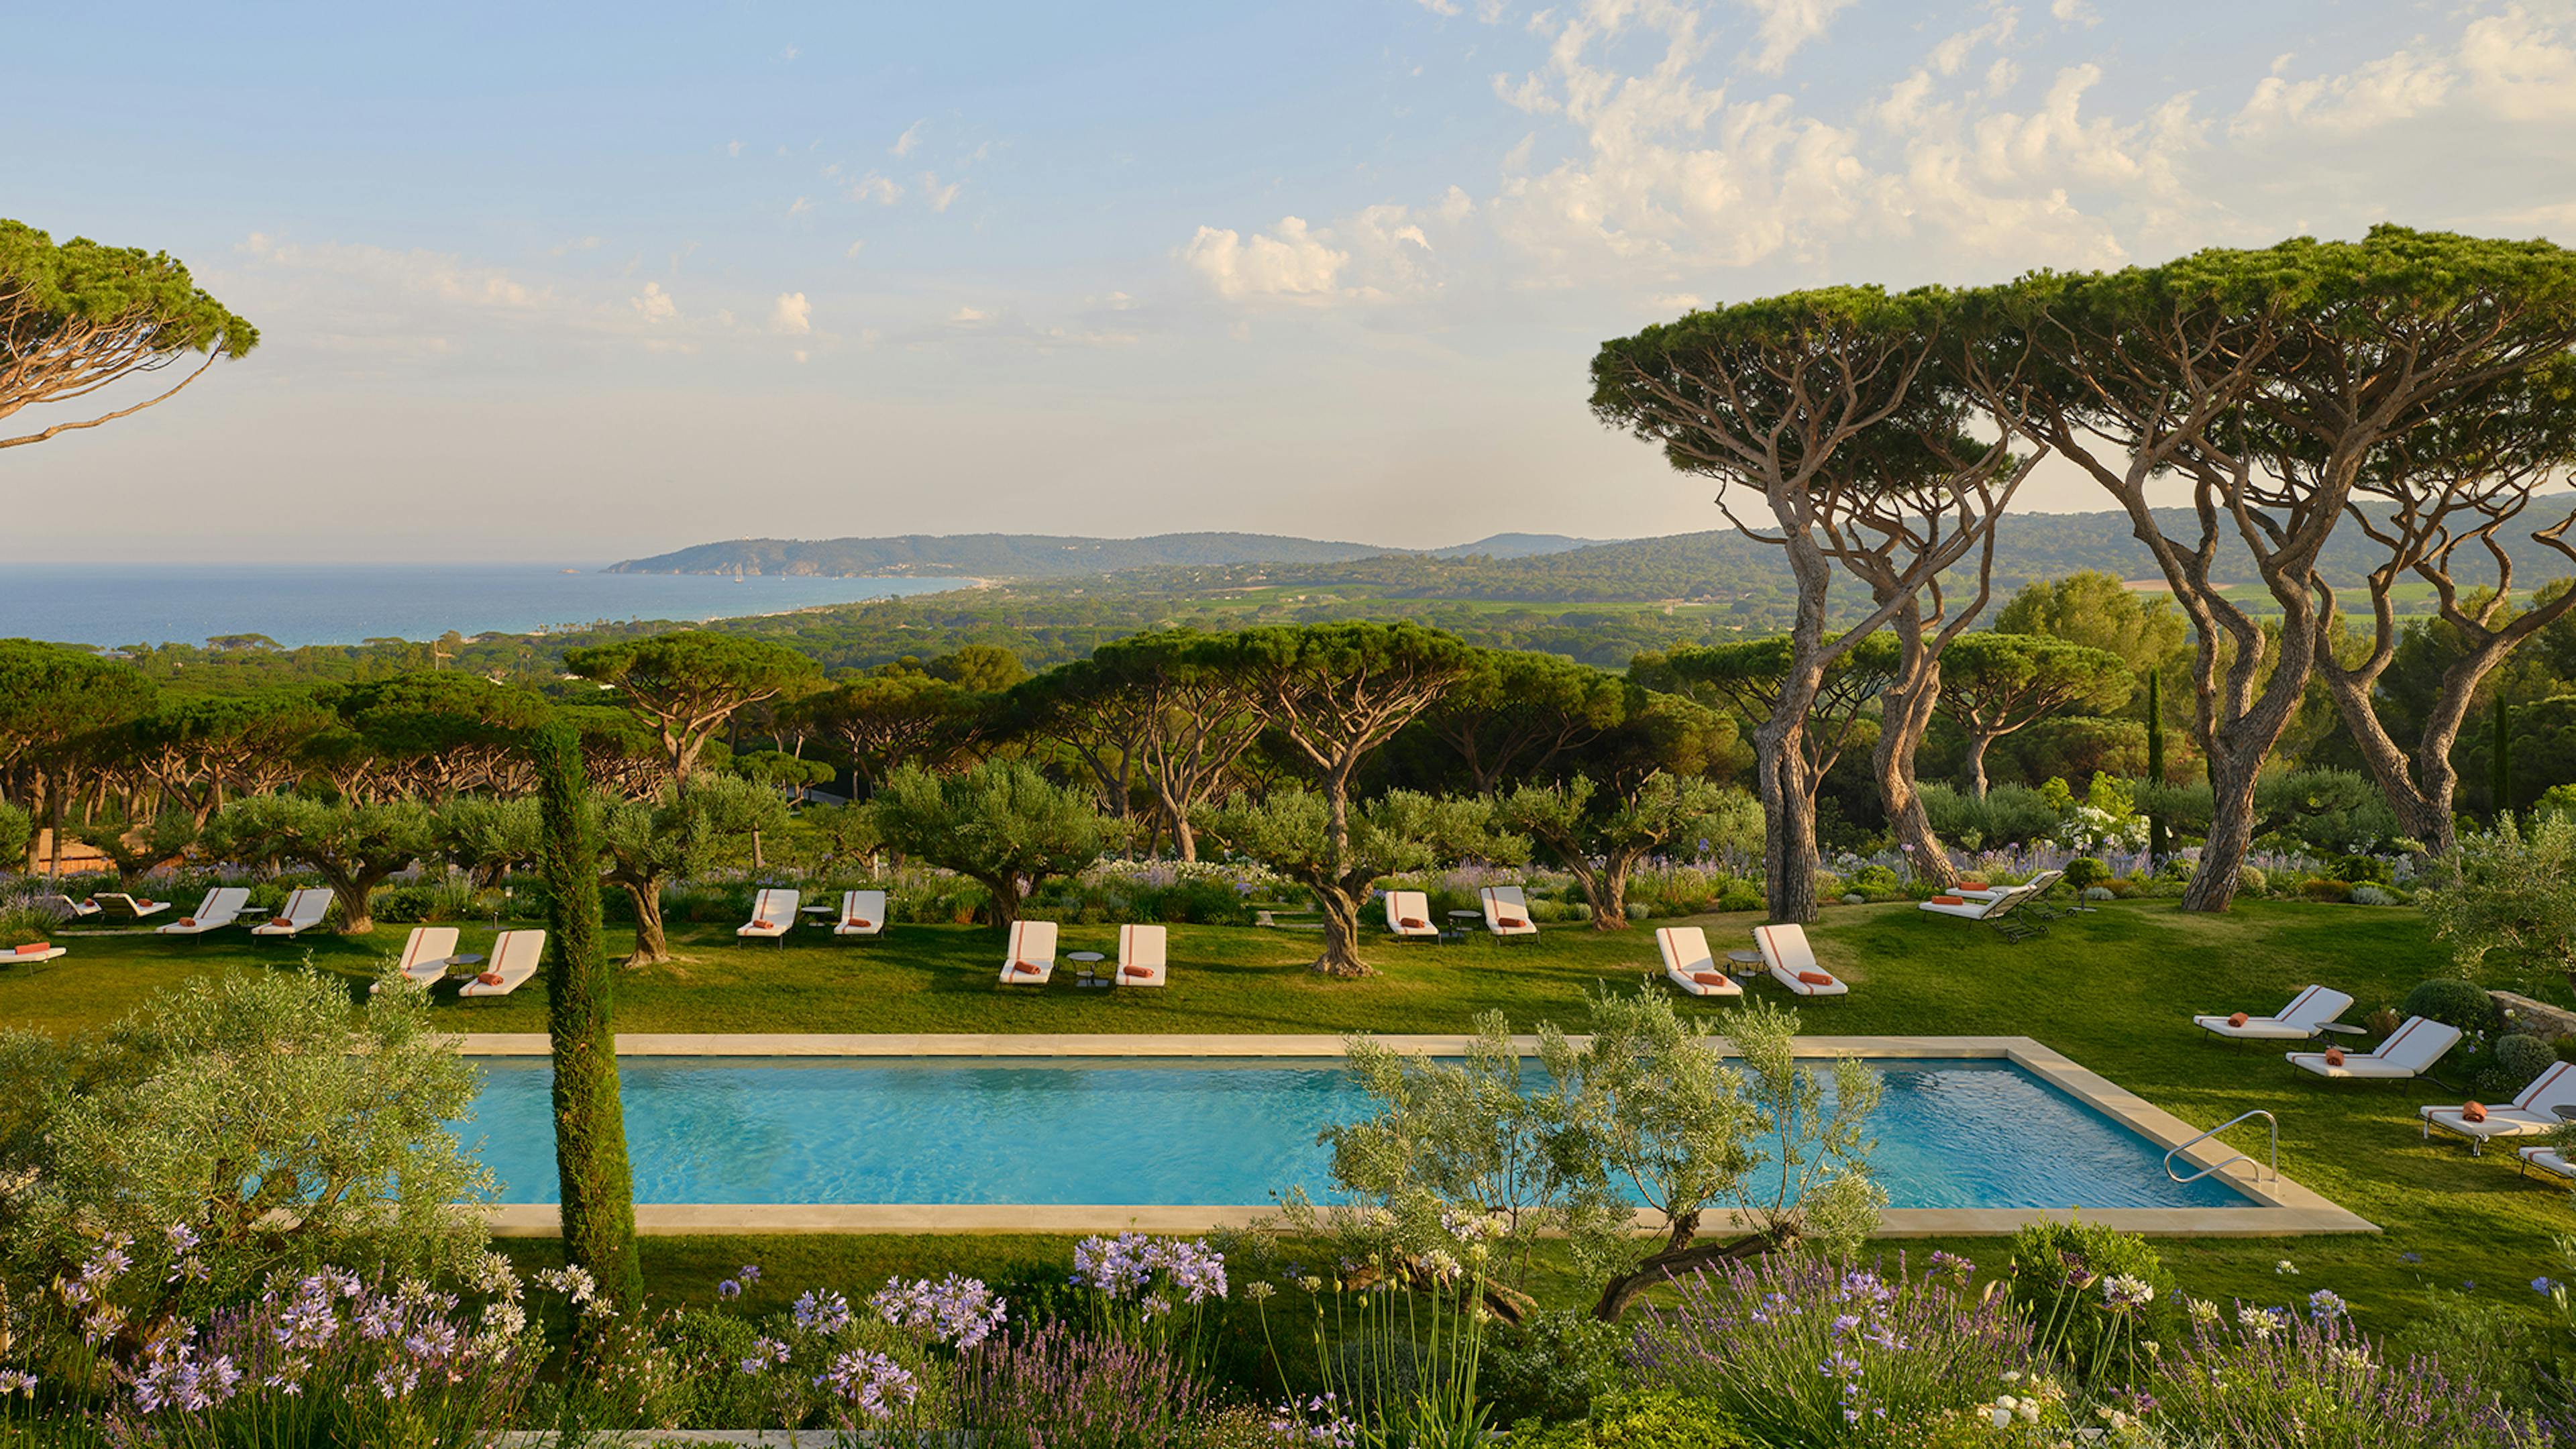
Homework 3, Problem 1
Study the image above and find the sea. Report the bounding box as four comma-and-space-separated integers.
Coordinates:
0, 564, 976, 650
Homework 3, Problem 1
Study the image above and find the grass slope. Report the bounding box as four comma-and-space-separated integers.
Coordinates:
5, 900, 2568, 1332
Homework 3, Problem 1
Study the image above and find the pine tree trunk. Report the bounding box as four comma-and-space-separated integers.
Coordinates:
2492, 697, 2512, 824
531, 718, 643, 1336
1754, 713, 1821, 924
2143, 668, 2167, 863
2185, 748, 2263, 912
1874, 610, 1957, 890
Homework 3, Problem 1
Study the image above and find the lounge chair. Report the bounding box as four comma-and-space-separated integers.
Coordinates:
834, 890, 887, 938
458, 930, 545, 998
251, 888, 333, 938
49, 894, 101, 920
95, 892, 170, 921
156, 888, 253, 936
2193, 985, 2357, 1042
3, 941, 65, 964
1956, 869, 2063, 902
2285, 1016, 2462, 1080
1481, 885, 1540, 941
737, 888, 799, 945
2420, 1061, 2576, 1153
1116, 923, 1168, 987
1384, 890, 1440, 941
396, 926, 464, 986
2517, 1145, 2575, 1183
1917, 881, 2035, 920
1656, 925, 1743, 998
1000, 920, 1057, 985
1753, 922, 1847, 997
1974, 885, 2052, 942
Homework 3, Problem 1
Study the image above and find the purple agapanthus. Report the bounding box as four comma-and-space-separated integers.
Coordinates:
815, 1348, 919, 1422
872, 1273, 1008, 1349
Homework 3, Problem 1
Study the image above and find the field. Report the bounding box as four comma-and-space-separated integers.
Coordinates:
7, 896, 2570, 1337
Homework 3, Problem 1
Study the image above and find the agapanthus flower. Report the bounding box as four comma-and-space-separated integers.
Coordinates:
814, 1348, 918, 1421
0, 1369, 34, 1397
739, 1336, 790, 1375
792, 1289, 853, 1334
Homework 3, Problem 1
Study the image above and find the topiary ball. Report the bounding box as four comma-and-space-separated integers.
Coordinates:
2485, 1034, 2559, 1097
2064, 857, 2110, 890
2399, 978, 2502, 1036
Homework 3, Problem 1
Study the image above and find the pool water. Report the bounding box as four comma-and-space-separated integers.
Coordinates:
464, 1057, 2250, 1210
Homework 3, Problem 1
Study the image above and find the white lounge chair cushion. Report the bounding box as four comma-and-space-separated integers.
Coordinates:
1385, 891, 1439, 937
458, 930, 545, 997
1482, 886, 1539, 936
1116, 924, 1168, 986
738, 890, 800, 936
1001, 920, 1057, 984
2519, 1146, 2575, 1181
158, 887, 253, 935
2195, 985, 2355, 1040
2422, 1061, 2576, 1143
4, 947, 66, 963
835, 890, 887, 936
2285, 1016, 2460, 1079
1755, 924, 1847, 996
1657, 926, 1741, 998
252, 890, 332, 935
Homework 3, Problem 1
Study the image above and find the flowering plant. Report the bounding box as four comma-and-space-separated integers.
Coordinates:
2150, 1291, 2540, 1447
1070, 1232, 1230, 1371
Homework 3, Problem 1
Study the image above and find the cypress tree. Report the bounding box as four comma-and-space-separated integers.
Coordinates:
2491, 696, 2512, 824
530, 717, 641, 1331
2143, 667, 2167, 863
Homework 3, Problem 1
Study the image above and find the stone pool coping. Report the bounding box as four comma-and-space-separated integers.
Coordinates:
455, 1033, 2377, 1240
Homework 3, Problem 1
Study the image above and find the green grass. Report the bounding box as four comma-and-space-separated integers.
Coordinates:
8, 899, 2571, 1335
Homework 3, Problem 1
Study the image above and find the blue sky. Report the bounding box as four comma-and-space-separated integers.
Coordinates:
7, 1, 2574, 561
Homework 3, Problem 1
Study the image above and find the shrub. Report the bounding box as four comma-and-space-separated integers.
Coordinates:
2151, 1293, 2539, 1448
2478, 1034, 2561, 1099
1501, 1390, 1749, 1448
1630, 1254, 2029, 1446
2003, 1220, 2173, 1383
2365, 1006, 2404, 1037
2332, 852, 2396, 885
1715, 879, 1764, 914
1846, 864, 1901, 899
1483, 1309, 1629, 1426
2298, 877, 2351, 902
2237, 864, 2269, 896
2350, 883, 2396, 906
0, 904, 56, 949
2061, 857, 2108, 890
2400, 979, 2503, 1036
2081, 885, 2115, 901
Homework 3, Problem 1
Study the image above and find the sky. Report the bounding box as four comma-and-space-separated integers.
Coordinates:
5, 0, 2575, 563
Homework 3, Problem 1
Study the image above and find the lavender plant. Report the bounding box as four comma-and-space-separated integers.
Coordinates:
953, 1317, 1212, 1448
2149, 1291, 2544, 1448
1629, 1252, 2033, 1447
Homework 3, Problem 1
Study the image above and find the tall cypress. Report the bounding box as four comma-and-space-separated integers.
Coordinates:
2143, 667, 2167, 863
530, 717, 641, 1330
2491, 696, 2512, 824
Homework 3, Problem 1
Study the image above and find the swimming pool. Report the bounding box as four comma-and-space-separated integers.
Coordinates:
463, 1055, 2253, 1211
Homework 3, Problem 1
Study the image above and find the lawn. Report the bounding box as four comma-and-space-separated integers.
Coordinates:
7, 898, 2571, 1337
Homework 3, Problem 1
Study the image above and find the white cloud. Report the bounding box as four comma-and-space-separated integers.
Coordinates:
1737, 0, 1858, 74
237, 233, 549, 309
2455, 5, 2576, 121
788, 195, 816, 216
2234, 48, 2454, 136
727, 140, 742, 158
849, 172, 902, 205
921, 173, 963, 212
549, 235, 604, 256
1417, 0, 1462, 13
1181, 217, 1349, 301
630, 282, 677, 321
951, 305, 991, 323
770, 292, 812, 335
891, 120, 926, 156
845, 239, 867, 259
2049, 0, 2099, 24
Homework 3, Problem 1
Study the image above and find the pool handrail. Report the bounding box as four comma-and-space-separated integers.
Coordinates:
2165, 1108, 2276, 1185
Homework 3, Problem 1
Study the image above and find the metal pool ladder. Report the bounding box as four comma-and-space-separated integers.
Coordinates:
2165, 1110, 2277, 1186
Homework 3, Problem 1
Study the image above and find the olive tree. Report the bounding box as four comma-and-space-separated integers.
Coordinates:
207, 794, 437, 934
2422, 814, 2576, 997
1195, 789, 1521, 975
435, 794, 542, 888
1495, 773, 1756, 931
869, 758, 1113, 926
0, 970, 486, 1344
1321, 991, 1881, 1325
596, 773, 791, 965
564, 631, 818, 785
1, 219, 257, 453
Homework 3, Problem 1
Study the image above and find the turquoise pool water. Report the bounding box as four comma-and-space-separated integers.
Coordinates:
464, 1057, 2250, 1210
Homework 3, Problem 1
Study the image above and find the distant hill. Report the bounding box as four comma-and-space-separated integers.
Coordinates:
604, 532, 1398, 578
609, 502, 2573, 600
608, 530, 1609, 578
1428, 533, 1615, 559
